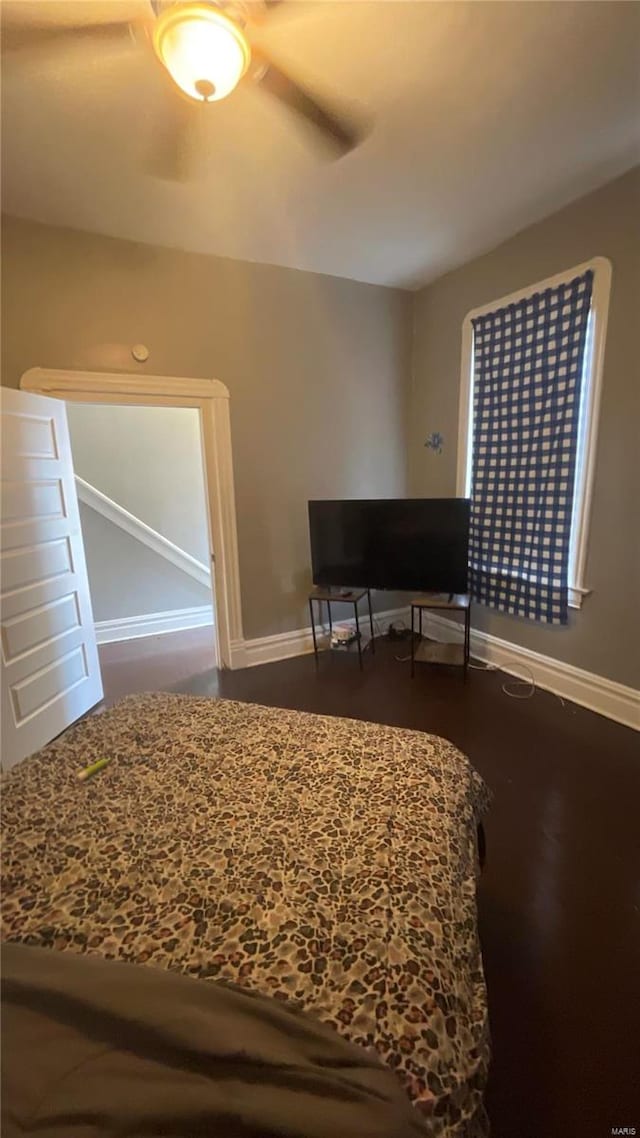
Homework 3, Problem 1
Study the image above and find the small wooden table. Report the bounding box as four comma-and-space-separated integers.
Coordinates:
410, 593, 471, 679
308, 587, 375, 670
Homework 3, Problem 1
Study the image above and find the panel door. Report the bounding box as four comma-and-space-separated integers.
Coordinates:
1, 388, 103, 770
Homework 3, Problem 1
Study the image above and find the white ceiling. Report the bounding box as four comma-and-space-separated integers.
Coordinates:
2, 0, 639, 289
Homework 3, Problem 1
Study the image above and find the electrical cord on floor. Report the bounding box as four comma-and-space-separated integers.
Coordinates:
385, 623, 571, 711
470, 658, 536, 699
390, 626, 419, 663
501, 664, 536, 699
371, 617, 412, 659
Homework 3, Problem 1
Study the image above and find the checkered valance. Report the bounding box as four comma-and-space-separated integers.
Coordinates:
469, 269, 593, 624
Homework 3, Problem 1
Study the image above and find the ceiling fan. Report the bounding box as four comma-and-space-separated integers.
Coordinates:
2, 0, 364, 178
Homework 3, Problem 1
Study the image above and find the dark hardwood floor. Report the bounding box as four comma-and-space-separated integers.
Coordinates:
97, 626, 217, 704
100, 632, 639, 1138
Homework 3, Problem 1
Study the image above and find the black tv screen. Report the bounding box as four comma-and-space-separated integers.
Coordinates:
308, 498, 470, 594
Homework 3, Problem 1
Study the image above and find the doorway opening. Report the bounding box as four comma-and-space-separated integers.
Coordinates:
66, 401, 217, 703
20, 368, 245, 672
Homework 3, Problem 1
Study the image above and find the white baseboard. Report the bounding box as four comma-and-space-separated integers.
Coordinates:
243, 625, 318, 668
234, 607, 410, 670
95, 605, 214, 645
421, 610, 639, 731
231, 604, 639, 731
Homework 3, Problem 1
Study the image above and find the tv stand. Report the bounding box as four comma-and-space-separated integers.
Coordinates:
410, 593, 471, 680
308, 586, 375, 670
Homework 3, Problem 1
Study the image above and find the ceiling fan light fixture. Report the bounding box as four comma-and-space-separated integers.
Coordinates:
153, 3, 251, 103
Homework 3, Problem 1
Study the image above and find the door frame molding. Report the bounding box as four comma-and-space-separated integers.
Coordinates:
20, 367, 244, 669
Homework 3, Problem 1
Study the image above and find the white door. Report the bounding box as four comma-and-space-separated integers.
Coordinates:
1, 388, 103, 770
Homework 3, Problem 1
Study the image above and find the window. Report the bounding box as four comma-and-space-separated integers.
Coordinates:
456, 257, 611, 617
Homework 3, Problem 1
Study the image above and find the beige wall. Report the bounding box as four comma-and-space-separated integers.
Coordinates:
3, 169, 638, 682
409, 167, 640, 688
1, 215, 411, 640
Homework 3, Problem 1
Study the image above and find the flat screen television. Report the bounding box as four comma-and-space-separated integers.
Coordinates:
308, 498, 470, 594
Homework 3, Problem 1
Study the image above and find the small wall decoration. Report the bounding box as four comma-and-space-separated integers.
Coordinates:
424, 431, 444, 455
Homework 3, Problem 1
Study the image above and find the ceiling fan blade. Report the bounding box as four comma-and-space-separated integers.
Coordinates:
245, 1, 308, 26
146, 82, 206, 183
252, 50, 364, 154
1, 20, 135, 56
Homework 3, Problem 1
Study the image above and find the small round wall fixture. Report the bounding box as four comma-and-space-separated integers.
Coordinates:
131, 344, 150, 363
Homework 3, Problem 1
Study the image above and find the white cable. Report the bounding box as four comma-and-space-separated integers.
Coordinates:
394, 633, 571, 711
468, 656, 535, 697
500, 663, 536, 699
470, 656, 542, 700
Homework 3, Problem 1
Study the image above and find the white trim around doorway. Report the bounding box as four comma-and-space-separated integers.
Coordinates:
20, 367, 244, 670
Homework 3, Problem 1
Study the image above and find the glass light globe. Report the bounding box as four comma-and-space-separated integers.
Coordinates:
154, 4, 251, 103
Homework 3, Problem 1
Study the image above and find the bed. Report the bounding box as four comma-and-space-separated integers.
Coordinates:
1, 693, 491, 1136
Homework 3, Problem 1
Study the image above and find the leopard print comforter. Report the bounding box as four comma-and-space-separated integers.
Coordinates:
1, 693, 491, 1136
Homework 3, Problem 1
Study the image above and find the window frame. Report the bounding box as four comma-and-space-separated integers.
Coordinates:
456, 256, 612, 610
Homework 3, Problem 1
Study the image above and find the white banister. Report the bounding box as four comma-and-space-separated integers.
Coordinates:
75, 476, 211, 589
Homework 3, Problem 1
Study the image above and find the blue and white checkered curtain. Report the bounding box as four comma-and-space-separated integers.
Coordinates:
469, 270, 593, 624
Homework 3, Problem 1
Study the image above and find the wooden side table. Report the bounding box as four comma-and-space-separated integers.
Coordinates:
308, 587, 375, 670
410, 593, 471, 679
